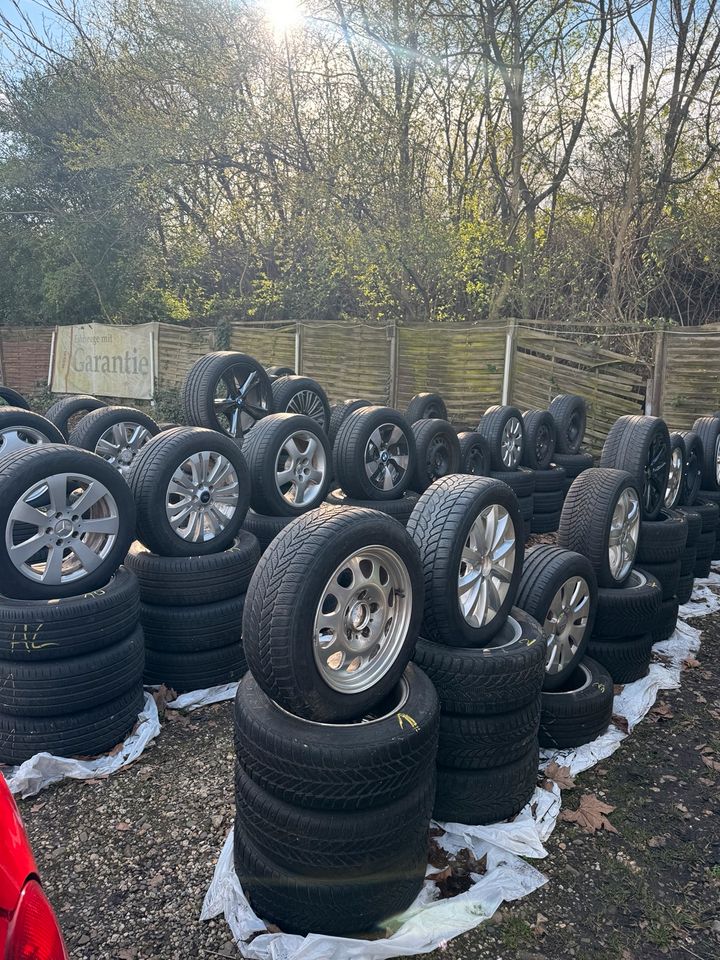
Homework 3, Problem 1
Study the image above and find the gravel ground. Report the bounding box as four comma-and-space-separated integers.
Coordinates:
16, 612, 720, 960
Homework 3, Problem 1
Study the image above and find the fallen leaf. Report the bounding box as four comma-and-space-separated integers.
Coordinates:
613, 714, 630, 734
682, 657, 701, 669
613, 684, 625, 696
427, 865, 452, 883
115, 821, 131, 832
702, 755, 720, 772
560, 794, 618, 834
532, 913, 548, 938
695, 693, 708, 703
544, 761, 575, 790
648, 836, 667, 848
649, 702, 674, 722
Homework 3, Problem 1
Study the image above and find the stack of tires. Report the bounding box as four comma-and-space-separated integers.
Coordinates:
688, 416, 720, 572
235, 505, 438, 936
0, 444, 143, 765
408, 476, 546, 824
549, 395, 593, 497
519, 408, 564, 534
125, 428, 259, 691
476, 405, 534, 541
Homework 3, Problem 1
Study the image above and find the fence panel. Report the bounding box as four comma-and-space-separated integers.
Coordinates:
397, 324, 506, 426
299, 321, 393, 404
230, 322, 296, 368
510, 327, 647, 454
0, 327, 53, 395
157, 324, 216, 389
660, 325, 720, 431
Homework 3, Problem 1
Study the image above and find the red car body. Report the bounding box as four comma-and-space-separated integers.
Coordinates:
0, 777, 68, 959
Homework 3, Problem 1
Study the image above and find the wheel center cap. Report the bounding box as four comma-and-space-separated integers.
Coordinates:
380, 450, 389, 463
198, 490, 211, 504
348, 600, 371, 631
54, 519, 74, 538
119, 448, 133, 464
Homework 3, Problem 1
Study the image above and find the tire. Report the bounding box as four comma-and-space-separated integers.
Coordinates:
328, 399, 371, 446
675, 506, 702, 547
127, 427, 251, 555
68, 406, 159, 476
140, 594, 245, 653
234, 665, 439, 811
690, 500, 719, 534
158, 422, 182, 432
0, 566, 139, 660
652, 598, 679, 644
591, 569, 662, 639
695, 529, 715, 560
0, 408, 65, 460
413, 610, 546, 715
586, 634, 653, 684
664, 433, 686, 509
553, 452, 593, 479
517, 493, 534, 522
558, 468, 641, 588
538, 656, 613, 749
489, 468, 536, 499
0, 685, 145, 766
410, 419, 461, 492
533, 489, 564, 513
271, 376, 331, 433
534, 465, 566, 492
635, 509, 688, 564
242, 510, 293, 551
434, 744, 539, 825
144, 641, 246, 691
476, 406, 524, 471
243, 505, 424, 722
599, 416, 670, 520
233, 825, 426, 938
125, 534, 259, 605
325, 489, 419, 525
406, 392, 448, 423
549, 395, 586, 455
680, 544, 696, 577
0, 387, 30, 409
637, 559, 680, 601
334, 406, 416, 501
678, 430, 703, 505
457, 431, 491, 476
0, 625, 144, 717
694, 552, 712, 579
406, 475, 523, 646
182, 352, 274, 441
0, 444, 136, 600
438, 700, 540, 769
235, 763, 434, 876
521, 410, 556, 469
677, 573, 694, 605
531, 510, 562, 534
44, 395, 106, 440
692, 417, 720, 491
242, 413, 331, 516
515, 545, 597, 690
266, 365, 295, 379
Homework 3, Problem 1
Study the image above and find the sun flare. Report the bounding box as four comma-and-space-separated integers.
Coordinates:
263, 0, 304, 33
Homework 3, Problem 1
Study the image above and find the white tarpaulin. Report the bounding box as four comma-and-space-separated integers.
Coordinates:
50, 322, 157, 400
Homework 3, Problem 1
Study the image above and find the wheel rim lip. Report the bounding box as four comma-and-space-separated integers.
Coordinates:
543, 576, 591, 674
715, 435, 720, 485
364, 423, 410, 491
95, 421, 153, 476
664, 447, 683, 508
458, 503, 516, 627
0, 426, 54, 458
501, 417, 522, 468
543, 661, 592, 695
608, 487, 640, 580
274, 430, 327, 507
271, 676, 411, 727
287, 390, 326, 428
644, 434, 668, 514
213, 363, 270, 437
5, 473, 118, 584
312, 545, 413, 694
165, 450, 240, 541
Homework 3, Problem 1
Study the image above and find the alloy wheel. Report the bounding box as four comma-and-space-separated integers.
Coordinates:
213, 363, 272, 439
643, 435, 669, 515
664, 446, 683, 508
543, 576, 591, 675
165, 451, 240, 542
608, 487, 640, 580
95, 421, 153, 476
286, 389, 326, 429
0, 426, 54, 460
501, 417, 523, 468
275, 430, 327, 507
364, 423, 410, 492
458, 504, 516, 627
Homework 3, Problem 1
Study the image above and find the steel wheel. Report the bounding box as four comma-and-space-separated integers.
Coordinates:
535, 423, 553, 465
213, 363, 272, 439
426, 433, 450, 480
567, 410, 583, 448
543, 576, 591, 675
275, 430, 327, 507
95, 421, 153, 476
313, 546, 412, 693
664, 446, 684, 508
5, 473, 119, 585
458, 504, 516, 626
501, 417, 523, 468
465, 445, 485, 475
643, 434, 669, 515
0, 426, 54, 459
286, 389, 326, 428
165, 451, 240, 542
608, 487, 640, 580
364, 423, 410, 492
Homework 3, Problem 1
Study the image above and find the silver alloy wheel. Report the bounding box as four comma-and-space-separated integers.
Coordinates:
664, 446, 683, 508
165, 451, 240, 541
364, 423, 410, 492
275, 430, 327, 507
5, 473, 119, 585
543, 576, 591, 675
0, 426, 54, 460
286, 389, 326, 428
95, 421, 153, 476
313, 545, 412, 693
543, 661, 592, 696
501, 417, 523, 468
458, 504, 516, 627
715, 435, 720, 485
608, 487, 640, 580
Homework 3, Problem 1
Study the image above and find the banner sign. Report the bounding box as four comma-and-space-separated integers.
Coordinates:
50, 323, 157, 400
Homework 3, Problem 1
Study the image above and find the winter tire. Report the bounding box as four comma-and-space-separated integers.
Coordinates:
0, 408, 65, 460
591, 569, 662, 639
406, 392, 448, 423
635, 509, 688, 564
637, 559, 680, 601
328, 399, 371, 446
533, 489, 564, 513
242, 510, 293, 551
182, 352, 274, 442
488, 468, 535, 500
437, 700, 540, 770
691, 499, 719, 534
44, 395, 106, 440
534, 465, 566, 492
325, 489, 418, 525
266, 365, 295, 379
600, 416, 670, 520
675, 505, 702, 546
521, 410, 556, 469
139, 594, 245, 653
410, 419, 461, 492
678, 430, 703, 505
538, 657, 613, 749
144, 642, 246, 691
677, 573, 694, 605
531, 510, 562, 534
553, 452, 593, 479
692, 417, 720, 491
477, 405, 524, 471
333, 406, 416, 501
0, 387, 30, 409
664, 433, 686, 509
457, 431, 491, 476
271, 375, 331, 432
549, 395, 586, 455
586, 634, 653, 684
69, 405, 159, 477
651, 597, 679, 644
680, 545, 696, 577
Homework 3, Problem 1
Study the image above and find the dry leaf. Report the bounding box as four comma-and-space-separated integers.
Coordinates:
647, 836, 667, 848
115, 821, 131, 832
427, 865, 452, 883
613, 713, 630, 734
613, 684, 625, 696
682, 657, 701, 669
532, 913, 548, 938
560, 794, 619, 834
544, 761, 575, 790
649, 702, 674, 722
702, 755, 720, 772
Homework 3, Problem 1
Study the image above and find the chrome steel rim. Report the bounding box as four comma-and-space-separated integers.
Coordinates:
0, 426, 54, 459
501, 417, 523, 468
313, 545, 412, 693
95, 421, 153, 476
458, 504, 516, 626
364, 423, 410, 492
664, 446, 683, 508
165, 451, 239, 541
608, 487, 640, 580
213, 363, 270, 438
286, 389, 326, 428
715, 435, 720, 485
275, 430, 326, 507
543, 576, 591, 675
5, 473, 119, 585
543, 662, 592, 696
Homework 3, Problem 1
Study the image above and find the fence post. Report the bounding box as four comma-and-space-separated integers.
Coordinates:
388, 322, 398, 407
647, 329, 666, 415
294, 322, 303, 376
501, 319, 517, 405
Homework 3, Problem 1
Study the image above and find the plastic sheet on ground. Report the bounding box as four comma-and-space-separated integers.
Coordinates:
202, 575, 720, 959
2, 693, 160, 799
165, 681, 240, 712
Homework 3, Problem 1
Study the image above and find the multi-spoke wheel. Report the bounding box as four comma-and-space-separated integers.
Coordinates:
70, 406, 159, 477
678, 429, 702, 505
644, 433, 669, 516
334, 407, 416, 501
543, 576, 591, 676
664, 434, 686, 509
0, 410, 64, 461
275, 430, 326, 507
271, 376, 330, 432
458, 504, 516, 628
599, 415, 670, 520
366, 423, 411, 491
182, 352, 274, 442
608, 487, 640, 581
477, 405, 525, 472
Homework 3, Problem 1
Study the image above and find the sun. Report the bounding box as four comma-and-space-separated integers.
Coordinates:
263, 0, 304, 33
